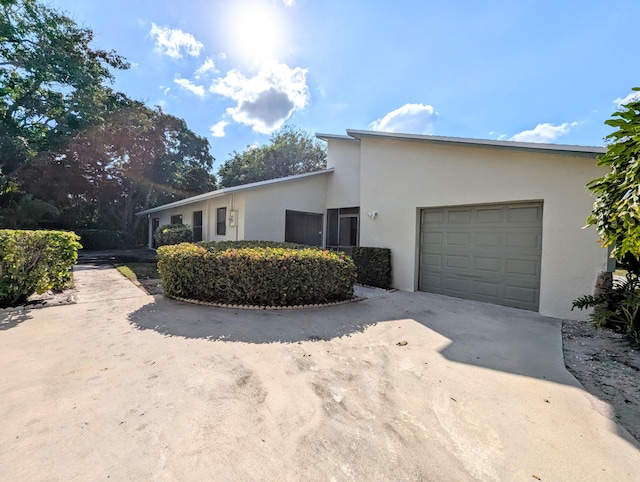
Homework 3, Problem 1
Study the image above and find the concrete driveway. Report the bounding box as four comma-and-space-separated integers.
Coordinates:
0, 265, 638, 481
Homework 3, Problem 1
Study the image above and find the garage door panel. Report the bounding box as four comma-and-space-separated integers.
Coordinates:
423, 210, 444, 223
445, 255, 470, 269
475, 232, 502, 247
446, 232, 471, 246
506, 231, 541, 249
419, 202, 542, 311
476, 207, 503, 223
422, 254, 442, 268
474, 256, 502, 273
423, 232, 442, 245
447, 209, 472, 224
507, 205, 542, 224
506, 258, 539, 276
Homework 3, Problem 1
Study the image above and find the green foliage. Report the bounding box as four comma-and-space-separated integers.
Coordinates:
157, 243, 356, 307
0, 229, 81, 307
76, 229, 127, 250
199, 240, 306, 251
572, 274, 640, 345
218, 125, 326, 188
0, 1, 215, 239
0, 193, 58, 228
585, 87, 640, 268
352, 247, 392, 289
0, 0, 129, 177
154, 224, 193, 247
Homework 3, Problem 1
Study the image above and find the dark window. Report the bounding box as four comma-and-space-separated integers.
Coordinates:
151, 217, 160, 248
285, 210, 323, 246
216, 207, 227, 236
170, 214, 182, 225
192, 211, 203, 242
326, 207, 359, 255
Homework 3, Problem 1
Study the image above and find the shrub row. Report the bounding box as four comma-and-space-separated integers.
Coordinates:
200, 240, 306, 251
0, 230, 81, 307
157, 242, 356, 307
154, 224, 193, 247
76, 229, 127, 250
352, 247, 392, 289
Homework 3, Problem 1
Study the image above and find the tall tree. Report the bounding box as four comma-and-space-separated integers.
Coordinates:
218, 125, 327, 188
19, 98, 216, 234
0, 0, 128, 178
586, 87, 640, 273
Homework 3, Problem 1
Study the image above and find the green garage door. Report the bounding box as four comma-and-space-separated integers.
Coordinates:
419, 202, 542, 311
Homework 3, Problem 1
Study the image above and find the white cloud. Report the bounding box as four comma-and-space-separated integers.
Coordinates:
369, 103, 438, 135
509, 122, 577, 143
195, 58, 216, 78
282, 0, 295, 5
210, 121, 229, 138
149, 23, 203, 59
614, 92, 640, 106
174, 77, 205, 96
210, 61, 309, 134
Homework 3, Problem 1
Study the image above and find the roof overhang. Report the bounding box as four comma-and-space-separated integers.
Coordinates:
345, 129, 606, 158
136, 168, 334, 216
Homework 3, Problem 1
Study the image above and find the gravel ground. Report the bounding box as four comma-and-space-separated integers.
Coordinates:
562, 319, 640, 442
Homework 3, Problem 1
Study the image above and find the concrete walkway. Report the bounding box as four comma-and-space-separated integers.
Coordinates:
0, 265, 637, 481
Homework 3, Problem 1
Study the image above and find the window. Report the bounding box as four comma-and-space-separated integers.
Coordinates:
151, 217, 160, 248
285, 210, 323, 246
216, 207, 227, 236
170, 214, 182, 225
192, 211, 203, 242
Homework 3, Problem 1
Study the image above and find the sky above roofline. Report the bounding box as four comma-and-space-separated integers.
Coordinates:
51, 0, 640, 170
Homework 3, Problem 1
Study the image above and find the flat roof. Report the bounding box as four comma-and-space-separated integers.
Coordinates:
344, 129, 606, 157
136, 168, 334, 216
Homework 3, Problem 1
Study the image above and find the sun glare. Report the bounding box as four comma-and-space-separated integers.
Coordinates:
228, 2, 285, 63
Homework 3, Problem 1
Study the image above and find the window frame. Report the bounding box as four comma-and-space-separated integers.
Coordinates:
216, 207, 227, 236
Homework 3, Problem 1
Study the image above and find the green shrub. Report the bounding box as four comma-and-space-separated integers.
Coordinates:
572, 273, 640, 345
76, 229, 127, 250
154, 224, 193, 247
199, 240, 306, 251
157, 242, 356, 306
352, 247, 392, 289
0, 230, 82, 307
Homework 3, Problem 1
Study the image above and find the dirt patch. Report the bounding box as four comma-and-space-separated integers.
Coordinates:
562, 319, 640, 442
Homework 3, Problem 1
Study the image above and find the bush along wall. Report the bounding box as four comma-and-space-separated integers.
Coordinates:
154, 224, 193, 247
352, 247, 392, 289
0, 230, 82, 307
157, 242, 356, 307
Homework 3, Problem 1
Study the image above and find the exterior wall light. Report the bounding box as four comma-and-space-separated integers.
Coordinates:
367, 211, 378, 219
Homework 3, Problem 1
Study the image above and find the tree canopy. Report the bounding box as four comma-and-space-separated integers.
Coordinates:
586, 87, 640, 271
217, 125, 326, 188
0, 0, 216, 239
0, 0, 128, 176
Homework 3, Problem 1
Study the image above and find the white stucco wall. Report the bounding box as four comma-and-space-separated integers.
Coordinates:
325, 138, 361, 208
356, 137, 608, 320
243, 174, 328, 241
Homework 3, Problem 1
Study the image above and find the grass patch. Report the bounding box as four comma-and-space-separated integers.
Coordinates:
115, 262, 159, 281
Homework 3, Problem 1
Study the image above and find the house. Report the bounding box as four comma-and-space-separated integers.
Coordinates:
137, 129, 610, 320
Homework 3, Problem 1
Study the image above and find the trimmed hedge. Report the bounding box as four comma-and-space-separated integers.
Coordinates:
0, 230, 82, 307
200, 240, 306, 251
352, 247, 392, 289
157, 242, 356, 306
154, 224, 193, 247
76, 229, 127, 250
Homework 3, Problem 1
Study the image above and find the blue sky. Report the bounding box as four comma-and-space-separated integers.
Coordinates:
51, 0, 640, 169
